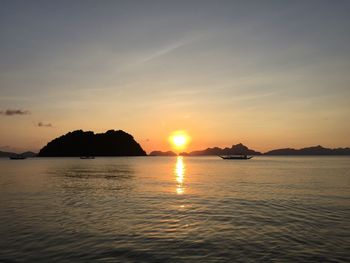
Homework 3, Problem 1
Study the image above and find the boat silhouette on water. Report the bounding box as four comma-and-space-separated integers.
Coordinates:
219, 155, 253, 160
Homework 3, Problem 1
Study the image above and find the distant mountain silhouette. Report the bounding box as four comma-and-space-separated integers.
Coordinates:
0, 150, 16, 157
264, 145, 350, 155
0, 150, 37, 158
179, 144, 350, 156
38, 130, 146, 157
149, 150, 177, 156
181, 143, 262, 156
21, 151, 37, 157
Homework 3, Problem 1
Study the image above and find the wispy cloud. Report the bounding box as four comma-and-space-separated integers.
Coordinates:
0, 109, 30, 116
136, 36, 200, 65
0, 97, 31, 102
38, 122, 52, 127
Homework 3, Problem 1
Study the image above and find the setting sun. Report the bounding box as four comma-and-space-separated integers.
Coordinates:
173, 135, 186, 147
169, 131, 190, 151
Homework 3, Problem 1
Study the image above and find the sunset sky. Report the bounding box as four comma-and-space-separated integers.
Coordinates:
1, 1, 350, 153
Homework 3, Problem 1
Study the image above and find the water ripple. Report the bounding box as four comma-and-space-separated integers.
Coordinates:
0, 156, 349, 262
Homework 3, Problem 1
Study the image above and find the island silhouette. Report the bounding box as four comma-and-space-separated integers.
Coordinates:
155, 144, 350, 156
0, 151, 36, 158
2, 133, 350, 157
180, 143, 261, 156
264, 145, 350, 155
149, 150, 177, 156
38, 130, 146, 157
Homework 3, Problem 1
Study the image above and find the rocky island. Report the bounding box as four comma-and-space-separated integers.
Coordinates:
38, 130, 146, 157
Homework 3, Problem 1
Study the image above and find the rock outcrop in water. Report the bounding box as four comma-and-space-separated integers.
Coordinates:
38, 130, 146, 157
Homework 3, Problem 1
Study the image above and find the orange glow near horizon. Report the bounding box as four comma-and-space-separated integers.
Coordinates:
169, 131, 190, 152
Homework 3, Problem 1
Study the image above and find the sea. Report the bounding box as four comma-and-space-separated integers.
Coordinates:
0, 156, 349, 262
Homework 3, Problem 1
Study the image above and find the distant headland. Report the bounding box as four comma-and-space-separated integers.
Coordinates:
38, 130, 146, 157
180, 143, 261, 156
173, 144, 350, 156
263, 145, 350, 155
0, 151, 36, 158
149, 150, 177, 156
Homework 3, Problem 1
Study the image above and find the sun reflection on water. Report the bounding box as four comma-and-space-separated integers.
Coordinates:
175, 156, 185, 195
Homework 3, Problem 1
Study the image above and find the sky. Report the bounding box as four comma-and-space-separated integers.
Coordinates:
1, 0, 350, 153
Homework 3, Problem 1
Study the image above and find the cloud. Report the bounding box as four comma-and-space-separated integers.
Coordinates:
0, 97, 31, 102
0, 109, 30, 116
38, 122, 52, 127
136, 36, 200, 65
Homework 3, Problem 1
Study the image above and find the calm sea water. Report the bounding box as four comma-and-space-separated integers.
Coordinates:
0, 156, 349, 262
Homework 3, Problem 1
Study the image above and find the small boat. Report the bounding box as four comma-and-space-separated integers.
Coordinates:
219, 155, 253, 160
9, 155, 26, 160
80, 156, 95, 159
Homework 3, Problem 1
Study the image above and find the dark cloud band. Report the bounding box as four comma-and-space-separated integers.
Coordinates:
0, 109, 30, 116
38, 122, 52, 127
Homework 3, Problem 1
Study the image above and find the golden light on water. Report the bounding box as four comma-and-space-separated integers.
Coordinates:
175, 156, 185, 195
176, 186, 184, 195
